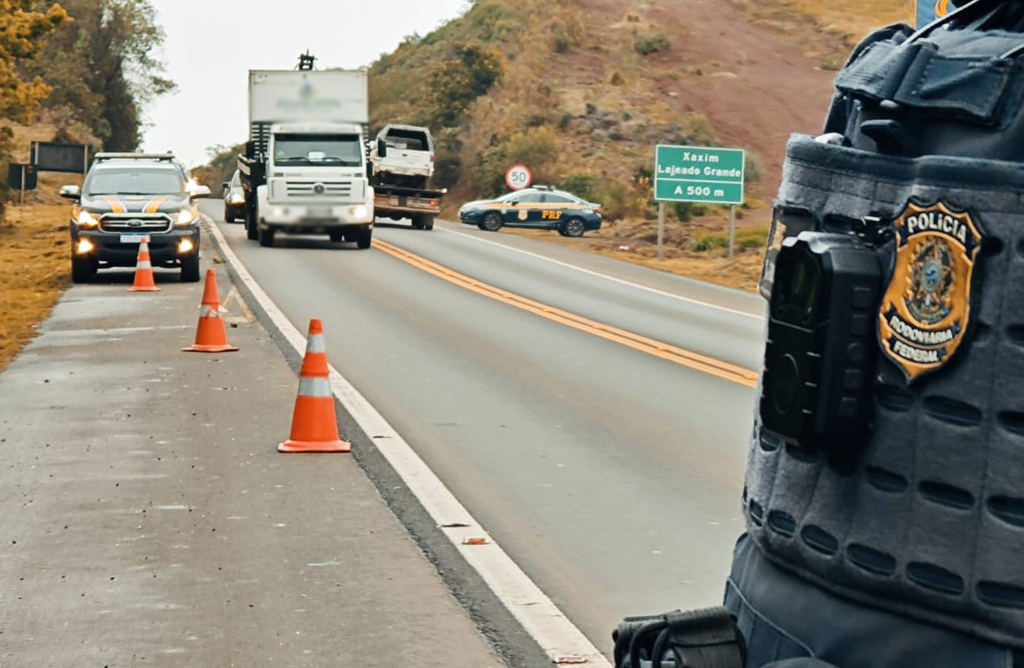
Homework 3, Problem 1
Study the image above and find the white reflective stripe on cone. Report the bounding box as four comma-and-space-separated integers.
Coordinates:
298, 376, 332, 397
136, 261, 152, 269
306, 334, 326, 354
199, 305, 220, 318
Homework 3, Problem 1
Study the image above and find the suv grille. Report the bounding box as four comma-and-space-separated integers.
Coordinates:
99, 214, 173, 234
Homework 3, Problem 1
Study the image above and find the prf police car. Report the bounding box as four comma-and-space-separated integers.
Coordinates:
60, 153, 210, 284
458, 186, 602, 237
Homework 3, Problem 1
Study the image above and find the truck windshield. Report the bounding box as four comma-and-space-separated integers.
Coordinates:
273, 134, 363, 167
84, 168, 185, 196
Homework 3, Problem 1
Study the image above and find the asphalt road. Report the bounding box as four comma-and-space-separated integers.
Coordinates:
205, 205, 766, 648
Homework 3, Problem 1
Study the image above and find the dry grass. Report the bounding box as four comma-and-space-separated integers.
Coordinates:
779, 0, 914, 42
0, 197, 71, 371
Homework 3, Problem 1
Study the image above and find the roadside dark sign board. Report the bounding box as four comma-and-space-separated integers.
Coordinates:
30, 141, 90, 174
7, 163, 37, 191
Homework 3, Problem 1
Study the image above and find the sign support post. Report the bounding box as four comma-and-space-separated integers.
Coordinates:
19, 167, 25, 205
657, 202, 665, 260
728, 205, 736, 258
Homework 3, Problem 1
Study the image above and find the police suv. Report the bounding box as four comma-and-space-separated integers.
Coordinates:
60, 153, 210, 283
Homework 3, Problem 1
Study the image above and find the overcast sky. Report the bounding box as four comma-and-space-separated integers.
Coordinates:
141, 0, 469, 168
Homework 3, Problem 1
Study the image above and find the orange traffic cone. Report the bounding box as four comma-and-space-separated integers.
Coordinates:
279, 318, 350, 453
128, 238, 160, 292
182, 269, 239, 353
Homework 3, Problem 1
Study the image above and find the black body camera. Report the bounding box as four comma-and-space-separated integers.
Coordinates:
760, 231, 882, 453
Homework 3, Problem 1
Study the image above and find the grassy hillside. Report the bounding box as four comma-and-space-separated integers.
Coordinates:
367, 0, 911, 291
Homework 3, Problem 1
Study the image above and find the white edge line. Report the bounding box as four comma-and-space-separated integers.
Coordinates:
436, 224, 764, 320
203, 217, 612, 667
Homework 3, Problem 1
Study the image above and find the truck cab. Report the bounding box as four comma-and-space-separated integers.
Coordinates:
237, 59, 373, 249
254, 122, 374, 247
369, 124, 434, 188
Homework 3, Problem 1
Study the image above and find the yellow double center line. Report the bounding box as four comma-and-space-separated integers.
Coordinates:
374, 239, 759, 388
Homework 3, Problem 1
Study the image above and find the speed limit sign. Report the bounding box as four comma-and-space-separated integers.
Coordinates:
505, 164, 532, 191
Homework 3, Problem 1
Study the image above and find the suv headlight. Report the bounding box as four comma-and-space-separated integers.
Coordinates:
76, 210, 100, 228
175, 209, 196, 227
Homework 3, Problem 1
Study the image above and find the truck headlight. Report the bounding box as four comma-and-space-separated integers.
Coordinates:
76, 210, 99, 228
175, 209, 196, 227
352, 205, 368, 219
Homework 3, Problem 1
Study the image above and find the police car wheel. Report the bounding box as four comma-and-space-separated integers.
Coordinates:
481, 212, 503, 232
563, 217, 585, 237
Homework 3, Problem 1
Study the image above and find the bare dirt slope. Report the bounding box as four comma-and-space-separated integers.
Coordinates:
495, 0, 911, 291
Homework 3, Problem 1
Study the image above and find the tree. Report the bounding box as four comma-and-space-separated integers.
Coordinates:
0, 1, 69, 222
28, 0, 175, 150
427, 42, 504, 128
0, 1, 69, 122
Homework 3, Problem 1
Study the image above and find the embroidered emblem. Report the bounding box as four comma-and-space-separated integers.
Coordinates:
878, 200, 984, 382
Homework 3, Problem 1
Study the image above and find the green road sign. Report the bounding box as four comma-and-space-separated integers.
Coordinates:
655, 145, 744, 205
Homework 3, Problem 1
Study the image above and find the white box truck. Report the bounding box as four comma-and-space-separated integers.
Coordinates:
237, 55, 375, 248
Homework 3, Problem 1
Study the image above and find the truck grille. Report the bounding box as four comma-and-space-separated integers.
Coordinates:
99, 214, 173, 234
284, 180, 354, 198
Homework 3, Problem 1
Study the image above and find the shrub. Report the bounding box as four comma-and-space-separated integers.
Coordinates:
672, 201, 708, 222
558, 173, 596, 201
592, 182, 634, 221
427, 42, 504, 128
634, 32, 671, 56
744, 152, 764, 183
821, 54, 843, 71
736, 225, 770, 250
690, 233, 728, 252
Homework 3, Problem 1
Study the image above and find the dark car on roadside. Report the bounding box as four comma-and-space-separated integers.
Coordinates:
222, 169, 245, 223
457, 186, 602, 237
60, 152, 211, 283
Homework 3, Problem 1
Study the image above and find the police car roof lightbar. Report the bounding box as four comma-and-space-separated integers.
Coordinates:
94, 152, 176, 161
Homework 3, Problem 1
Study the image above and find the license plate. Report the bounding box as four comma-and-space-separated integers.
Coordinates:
307, 207, 331, 218
119, 234, 149, 244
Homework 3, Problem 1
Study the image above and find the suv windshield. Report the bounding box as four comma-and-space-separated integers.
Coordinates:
84, 167, 185, 196
273, 133, 363, 167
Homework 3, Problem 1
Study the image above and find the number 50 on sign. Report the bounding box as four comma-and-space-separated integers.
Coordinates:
505, 164, 532, 191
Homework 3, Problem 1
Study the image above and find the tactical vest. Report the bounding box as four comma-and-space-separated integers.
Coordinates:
747, 4, 1024, 649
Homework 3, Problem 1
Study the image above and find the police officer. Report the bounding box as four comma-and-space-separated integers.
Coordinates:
727, 1, 1024, 666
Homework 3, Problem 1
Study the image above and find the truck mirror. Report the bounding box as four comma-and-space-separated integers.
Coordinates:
377, 138, 387, 158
